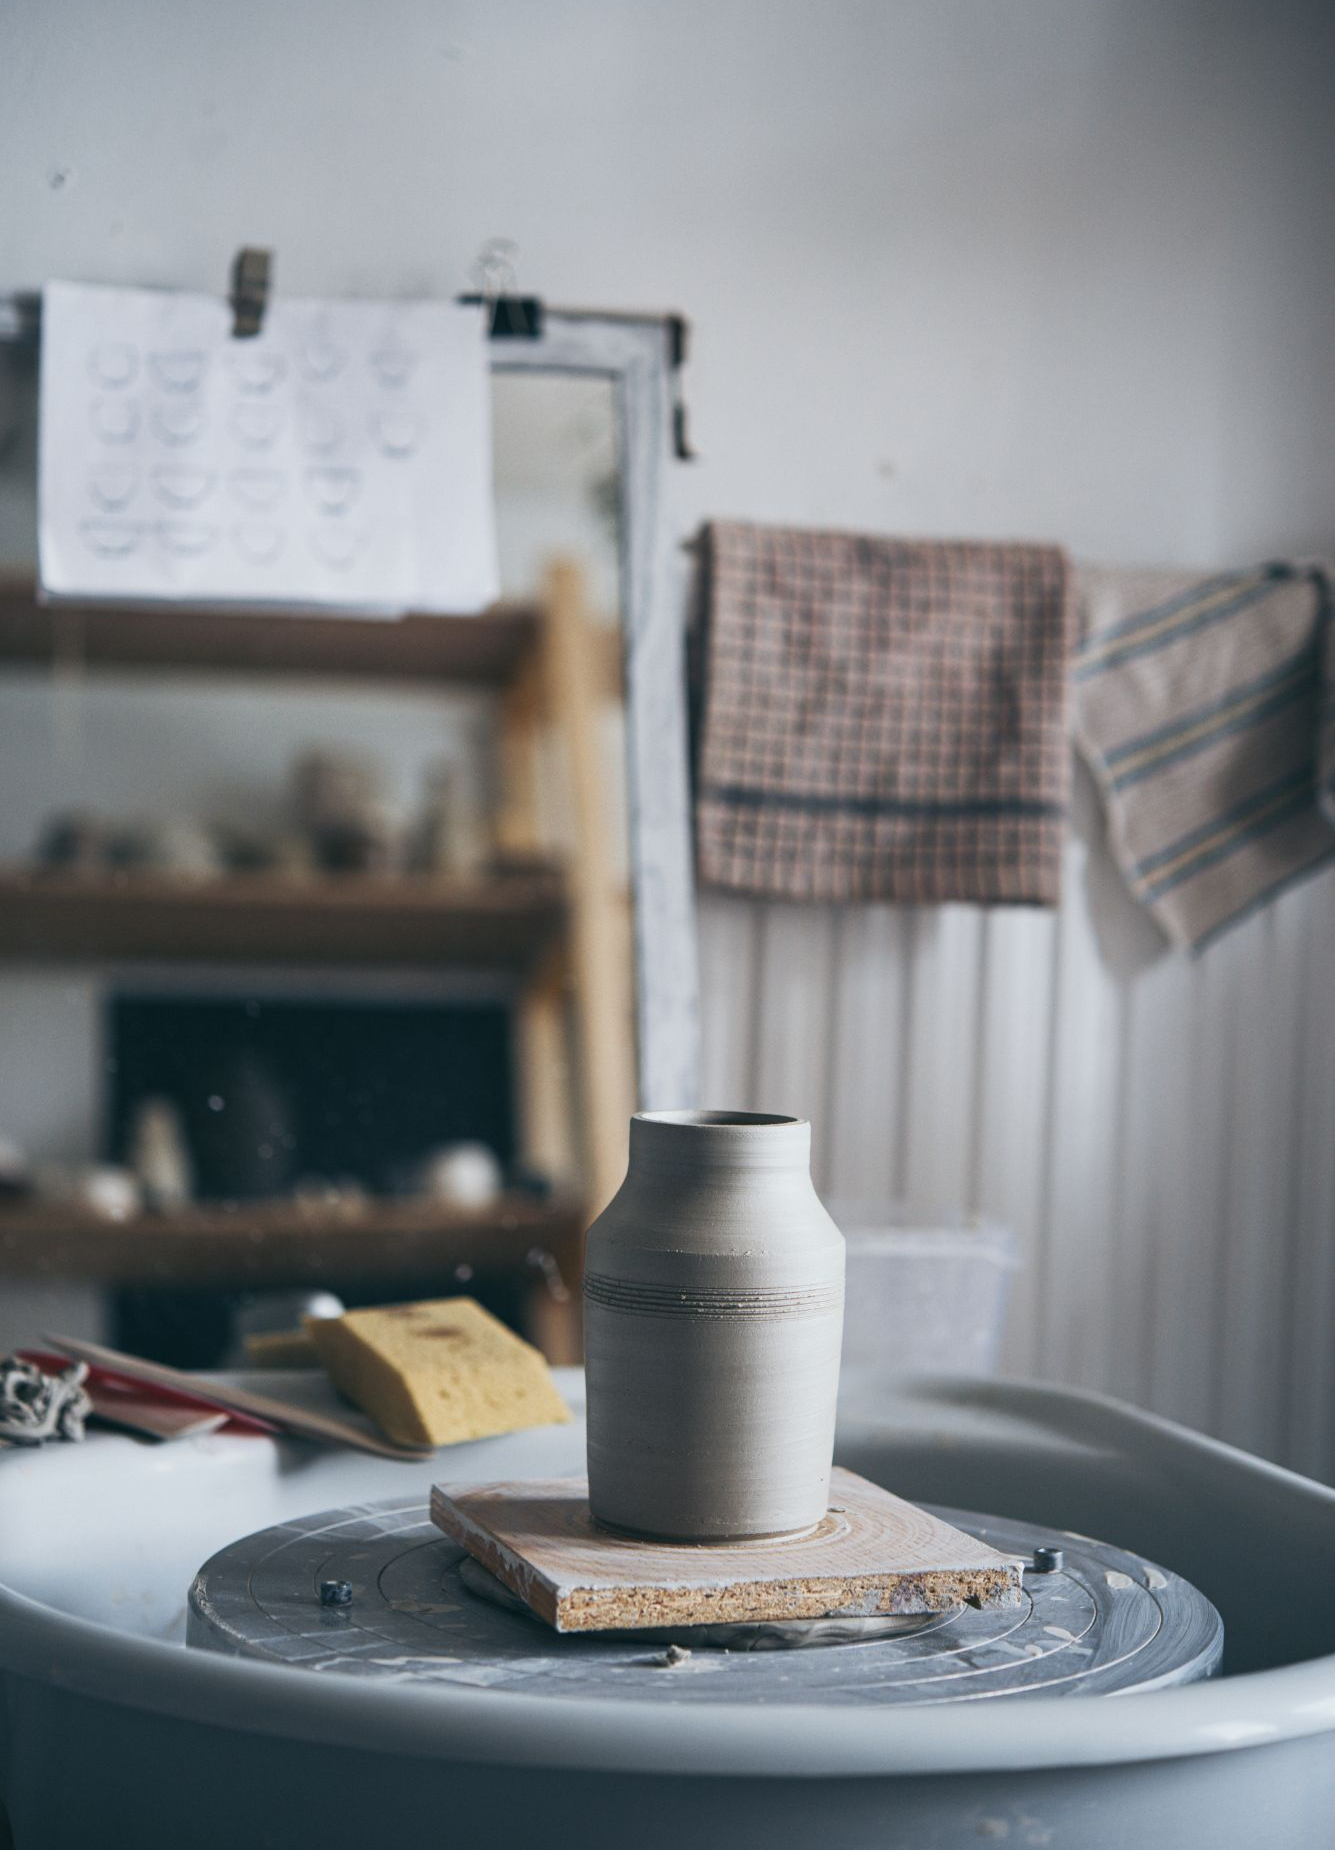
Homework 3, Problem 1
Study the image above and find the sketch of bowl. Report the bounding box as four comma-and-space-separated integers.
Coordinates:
229, 350, 286, 393
151, 466, 215, 509
299, 405, 343, 453
233, 523, 285, 566
230, 402, 284, 449
150, 401, 207, 446
373, 411, 424, 457
310, 522, 366, 570
87, 463, 140, 511
304, 468, 361, 515
370, 348, 417, 388
228, 468, 287, 511
87, 342, 138, 389
91, 398, 141, 443
79, 519, 143, 558
299, 338, 343, 383
149, 349, 208, 393
156, 520, 217, 557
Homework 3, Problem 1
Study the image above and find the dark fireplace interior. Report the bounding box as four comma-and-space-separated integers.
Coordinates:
105, 990, 521, 1366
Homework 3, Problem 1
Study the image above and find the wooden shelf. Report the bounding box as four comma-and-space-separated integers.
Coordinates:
0, 1194, 586, 1287
0, 576, 540, 686
0, 868, 566, 969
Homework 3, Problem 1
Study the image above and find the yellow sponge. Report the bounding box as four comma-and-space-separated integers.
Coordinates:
307, 1297, 571, 1449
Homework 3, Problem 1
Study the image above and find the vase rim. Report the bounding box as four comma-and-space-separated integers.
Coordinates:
632, 1110, 807, 1131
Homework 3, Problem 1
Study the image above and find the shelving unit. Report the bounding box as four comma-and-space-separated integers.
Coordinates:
0, 565, 636, 1360
0, 1196, 584, 1288
0, 575, 540, 685
0, 867, 566, 968
0, 574, 624, 694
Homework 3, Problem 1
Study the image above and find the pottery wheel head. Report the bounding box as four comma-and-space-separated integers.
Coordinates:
188, 1499, 1223, 1704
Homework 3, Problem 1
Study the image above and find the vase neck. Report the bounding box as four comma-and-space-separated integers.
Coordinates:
628, 1111, 812, 1177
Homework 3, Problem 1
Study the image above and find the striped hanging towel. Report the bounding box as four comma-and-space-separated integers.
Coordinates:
694, 522, 1075, 905
1073, 562, 1335, 949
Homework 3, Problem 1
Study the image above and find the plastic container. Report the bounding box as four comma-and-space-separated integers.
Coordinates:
831, 1205, 1018, 1379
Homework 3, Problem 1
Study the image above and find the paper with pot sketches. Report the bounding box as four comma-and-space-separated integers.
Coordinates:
38, 281, 499, 615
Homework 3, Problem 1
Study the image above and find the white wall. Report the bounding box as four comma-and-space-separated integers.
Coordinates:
2, 0, 1333, 1464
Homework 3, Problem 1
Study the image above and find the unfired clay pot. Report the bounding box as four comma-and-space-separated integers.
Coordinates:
583, 1110, 845, 1542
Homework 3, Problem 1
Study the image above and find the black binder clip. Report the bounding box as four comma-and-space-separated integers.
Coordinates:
229, 248, 272, 339
484, 294, 544, 339
458, 292, 544, 339
461, 238, 543, 340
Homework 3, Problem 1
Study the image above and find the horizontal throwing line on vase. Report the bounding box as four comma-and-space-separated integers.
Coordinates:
582, 1272, 844, 1321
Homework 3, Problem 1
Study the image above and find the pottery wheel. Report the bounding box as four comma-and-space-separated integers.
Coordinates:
187, 1498, 1222, 1703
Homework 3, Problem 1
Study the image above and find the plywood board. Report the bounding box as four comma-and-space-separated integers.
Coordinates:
430, 1467, 1023, 1633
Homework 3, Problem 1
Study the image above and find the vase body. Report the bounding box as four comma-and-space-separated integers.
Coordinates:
583, 1111, 845, 1541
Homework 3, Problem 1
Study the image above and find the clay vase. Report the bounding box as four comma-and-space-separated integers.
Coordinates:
583, 1110, 845, 1541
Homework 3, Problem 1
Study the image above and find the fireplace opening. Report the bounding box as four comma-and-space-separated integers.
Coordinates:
104, 988, 524, 1366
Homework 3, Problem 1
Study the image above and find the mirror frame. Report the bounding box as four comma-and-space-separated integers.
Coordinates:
491, 311, 699, 1114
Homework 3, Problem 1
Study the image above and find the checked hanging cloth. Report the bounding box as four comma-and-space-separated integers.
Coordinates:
1074, 562, 1335, 950
693, 522, 1075, 905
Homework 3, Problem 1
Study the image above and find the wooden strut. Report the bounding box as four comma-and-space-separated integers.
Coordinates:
506, 561, 637, 1361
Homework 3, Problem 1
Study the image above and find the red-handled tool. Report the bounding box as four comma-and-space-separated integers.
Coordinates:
41, 1333, 433, 1460
21, 1349, 274, 1439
